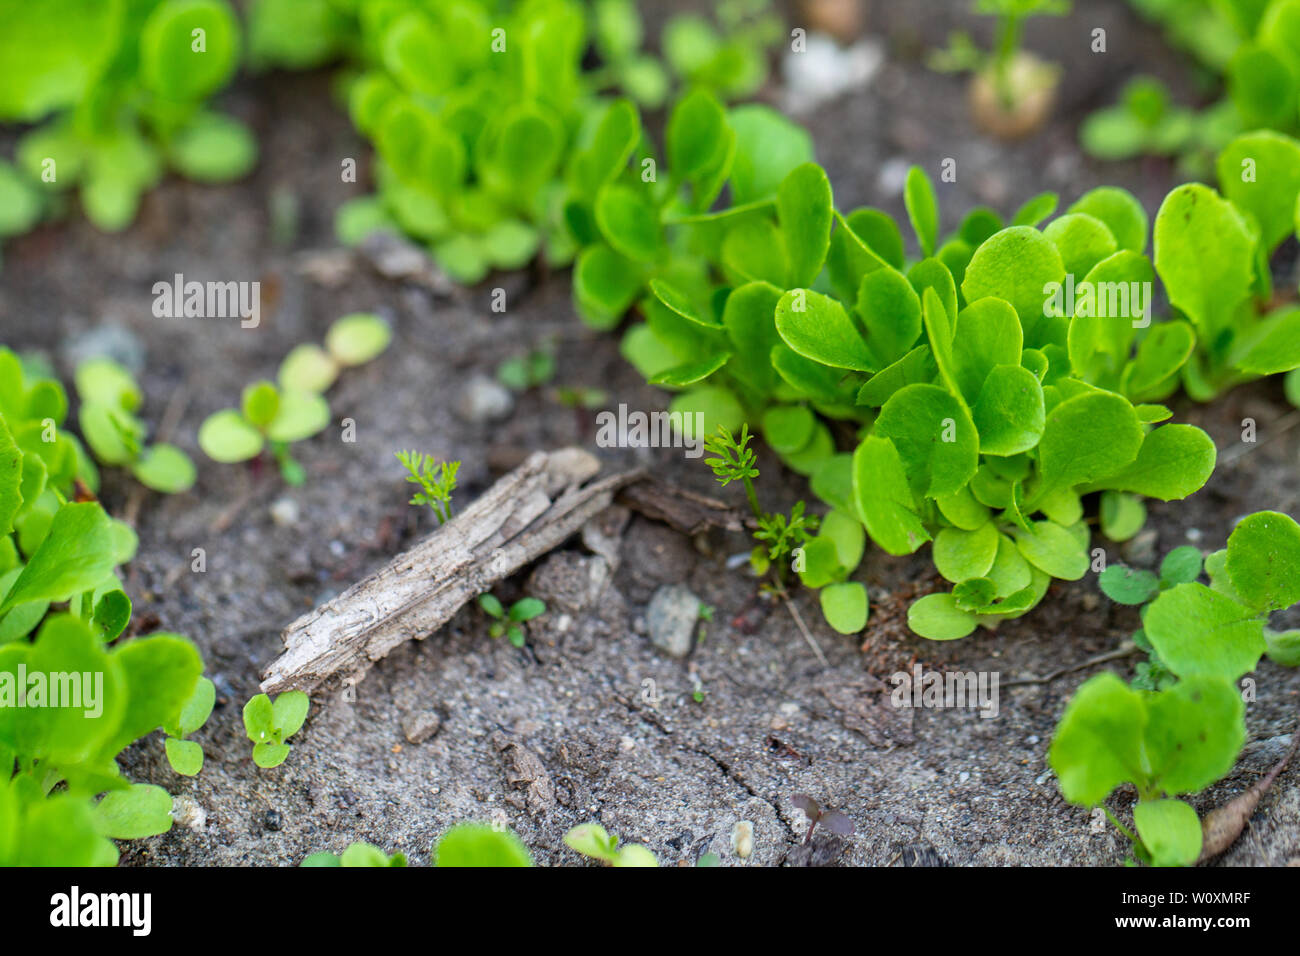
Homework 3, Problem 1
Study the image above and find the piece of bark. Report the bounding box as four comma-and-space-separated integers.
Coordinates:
616, 479, 748, 536
261, 448, 641, 694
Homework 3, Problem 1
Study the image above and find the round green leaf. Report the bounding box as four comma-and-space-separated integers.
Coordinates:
265, 390, 330, 443
132, 443, 196, 493
1134, 799, 1202, 867
1225, 510, 1300, 612
907, 592, 976, 641
94, 784, 173, 840
775, 289, 874, 371
820, 582, 868, 635
198, 409, 264, 463
139, 0, 241, 102
279, 343, 339, 393
325, 313, 392, 367
933, 522, 999, 584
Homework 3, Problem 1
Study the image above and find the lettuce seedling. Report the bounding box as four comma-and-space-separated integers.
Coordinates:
477, 594, 546, 649
564, 823, 658, 866
1051, 673, 1244, 866
1052, 509, 1300, 865
0, 0, 255, 236
395, 451, 459, 525
242, 690, 310, 769
301, 843, 408, 867
434, 822, 534, 867
1084, 0, 1300, 170
200, 313, 390, 484
75, 358, 196, 494
0, 347, 210, 866
929, 0, 1071, 138
162, 676, 215, 776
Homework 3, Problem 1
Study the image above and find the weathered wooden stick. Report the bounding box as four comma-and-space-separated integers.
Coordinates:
261, 448, 641, 694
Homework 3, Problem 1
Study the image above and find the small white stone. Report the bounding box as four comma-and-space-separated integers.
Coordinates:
731, 820, 755, 859
269, 497, 300, 527
958, 771, 970, 783
171, 794, 207, 832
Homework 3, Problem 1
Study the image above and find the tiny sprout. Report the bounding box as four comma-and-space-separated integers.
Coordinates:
301, 843, 408, 867
242, 690, 310, 769
396, 450, 459, 524
163, 676, 215, 777
564, 823, 658, 867
791, 794, 855, 845
477, 593, 546, 648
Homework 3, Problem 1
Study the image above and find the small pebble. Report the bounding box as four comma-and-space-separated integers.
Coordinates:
172, 795, 206, 832
645, 584, 702, 658
455, 375, 514, 424
958, 771, 970, 783
269, 497, 300, 527
402, 711, 442, 744
264, 809, 282, 832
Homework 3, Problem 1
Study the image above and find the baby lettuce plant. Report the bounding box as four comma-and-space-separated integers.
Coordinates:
612, 158, 1218, 640
434, 822, 534, 867
200, 313, 391, 484
1050, 673, 1244, 866
929, 0, 1072, 139
1050, 510, 1300, 865
242, 690, 309, 769
477, 594, 546, 649
564, 823, 658, 866
1084, 0, 1300, 169
1160, 130, 1300, 399
162, 676, 215, 776
76, 358, 196, 494
302, 843, 408, 867
395, 451, 459, 525
0, 354, 208, 865
330, 0, 592, 283
1, 0, 254, 235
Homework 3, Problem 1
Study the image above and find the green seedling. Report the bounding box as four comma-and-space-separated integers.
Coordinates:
434, 822, 534, 867
200, 313, 390, 484
1085, 0, 1300, 169
497, 346, 557, 392
0, 353, 207, 865
1051, 509, 1300, 865
590, 0, 778, 107
930, 0, 1071, 138
75, 358, 196, 494
564, 823, 658, 867
301, 843, 408, 867
0, 0, 254, 238
395, 451, 459, 525
477, 594, 546, 649
242, 690, 310, 769
792, 793, 855, 844
162, 676, 215, 776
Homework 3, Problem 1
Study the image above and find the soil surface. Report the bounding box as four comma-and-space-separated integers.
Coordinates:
1, 0, 1297, 867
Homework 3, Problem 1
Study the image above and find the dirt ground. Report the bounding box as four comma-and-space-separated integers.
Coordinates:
1, 0, 1297, 867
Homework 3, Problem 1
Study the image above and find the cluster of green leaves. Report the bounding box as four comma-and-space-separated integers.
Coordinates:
477, 593, 546, 648
0, 0, 254, 245
612, 155, 1222, 641
1050, 510, 1300, 865
564, 822, 658, 866
0, 350, 208, 865
76, 358, 196, 494
929, 0, 1071, 109
395, 450, 459, 524
252, 0, 781, 284
242, 690, 309, 769
1086, 0, 1300, 170
199, 312, 391, 483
